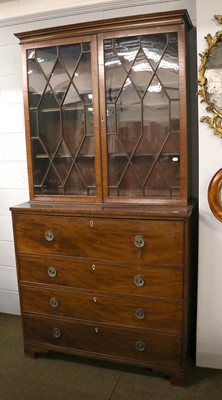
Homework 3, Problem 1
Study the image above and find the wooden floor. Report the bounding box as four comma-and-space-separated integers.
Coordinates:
0, 313, 221, 400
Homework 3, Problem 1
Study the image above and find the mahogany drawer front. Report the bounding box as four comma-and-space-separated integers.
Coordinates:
23, 315, 182, 368
14, 214, 183, 265
18, 255, 183, 299
21, 286, 182, 333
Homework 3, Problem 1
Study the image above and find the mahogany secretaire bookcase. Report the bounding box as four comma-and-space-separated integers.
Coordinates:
11, 9, 198, 386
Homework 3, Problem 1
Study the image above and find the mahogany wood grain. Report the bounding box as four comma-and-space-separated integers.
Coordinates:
18, 255, 183, 299
21, 285, 183, 333
14, 214, 184, 264
23, 315, 183, 368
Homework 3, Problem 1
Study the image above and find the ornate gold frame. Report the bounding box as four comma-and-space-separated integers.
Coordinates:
208, 168, 222, 222
198, 15, 222, 137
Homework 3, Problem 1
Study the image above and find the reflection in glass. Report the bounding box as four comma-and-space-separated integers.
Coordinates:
60, 44, 81, 76
28, 59, 47, 108
85, 106, 94, 138
115, 36, 140, 72
74, 52, 93, 103
129, 49, 153, 97
142, 34, 167, 70
105, 51, 127, 103
35, 47, 57, 78
104, 32, 180, 199
157, 33, 179, 100
49, 60, 70, 104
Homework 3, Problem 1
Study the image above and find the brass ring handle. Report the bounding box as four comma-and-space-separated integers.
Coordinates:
45, 230, 55, 242
49, 297, 59, 308
48, 267, 57, 278
134, 275, 145, 287
134, 235, 145, 249
135, 308, 146, 320
52, 327, 61, 338
135, 340, 147, 352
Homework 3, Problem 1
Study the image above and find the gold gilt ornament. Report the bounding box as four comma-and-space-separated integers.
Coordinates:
198, 15, 222, 137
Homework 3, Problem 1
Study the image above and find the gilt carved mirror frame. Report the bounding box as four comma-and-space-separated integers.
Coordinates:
198, 15, 222, 138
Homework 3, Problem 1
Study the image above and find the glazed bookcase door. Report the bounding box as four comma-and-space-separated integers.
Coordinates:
24, 35, 102, 202
99, 25, 188, 205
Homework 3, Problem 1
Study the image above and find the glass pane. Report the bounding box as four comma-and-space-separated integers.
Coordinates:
27, 40, 96, 197
171, 100, 180, 132
39, 108, 61, 156
105, 32, 180, 200
54, 140, 73, 183
62, 106, 84, 155
142, 34, 167, 70
63, 84, 81, 107
157, 33, 179, 100
28, 59, 47, 108
65, 165, 88, 195
117, 104, 141, 155
74, 52, 92, 103
118, 164, 143, 197
59, 44, 81, 76
144, 158, 180, 198
108, 154, 128, 188
30, 110, 38, 138
32, 138, 50, 187
35, 47, 57, 78
27, 49, 35, 59
82, 42, 91, 52
105, 50, 127, 103
80, 136, 94, 156
129, 49, 153, 97
162, 132, 180, 154
49, 60, 70, 104
132, 155, 153, 183
143, 80, 170, 154
40, 84, 59, 109
42, 165, 63, 195
107, 104, 116, 135
85, 106, 94, 137
76, 156, 96, 187
115, 36, 140, 72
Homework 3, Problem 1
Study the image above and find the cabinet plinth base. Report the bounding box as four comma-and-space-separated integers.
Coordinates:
23, 343, 185, 386
24, 348, 36, 360
167, 371, 185, 386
